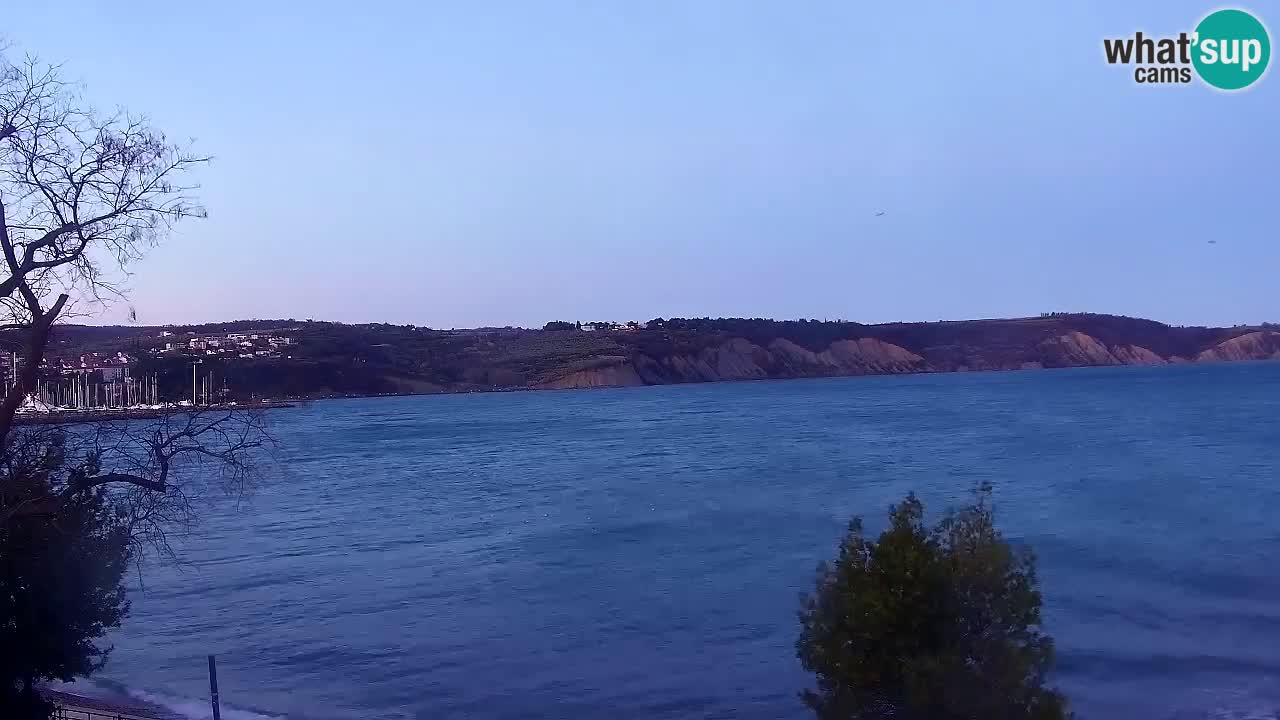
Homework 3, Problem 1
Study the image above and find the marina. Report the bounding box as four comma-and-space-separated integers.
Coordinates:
12, 400, 297, 426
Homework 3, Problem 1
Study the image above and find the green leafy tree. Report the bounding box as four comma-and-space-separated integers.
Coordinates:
797, 485, 1069, 720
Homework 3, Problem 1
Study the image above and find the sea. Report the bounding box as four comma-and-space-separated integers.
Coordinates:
60, 362, 1280, 720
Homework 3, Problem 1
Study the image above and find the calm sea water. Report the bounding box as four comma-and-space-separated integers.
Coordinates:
71, 363, 1280, 720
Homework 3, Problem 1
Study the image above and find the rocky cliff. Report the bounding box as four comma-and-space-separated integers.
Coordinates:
52, 314, 1279, 398
529, 317, 1280, 390
622, 336, 927, 385
1194, 331, 1280, 362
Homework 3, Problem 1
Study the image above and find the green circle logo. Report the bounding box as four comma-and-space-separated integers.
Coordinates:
1193, 9, 1270, 90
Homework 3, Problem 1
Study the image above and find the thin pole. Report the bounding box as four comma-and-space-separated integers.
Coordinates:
208, 655, 222, 720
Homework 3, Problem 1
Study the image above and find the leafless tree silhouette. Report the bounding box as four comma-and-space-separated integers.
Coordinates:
0, 53, 270, 554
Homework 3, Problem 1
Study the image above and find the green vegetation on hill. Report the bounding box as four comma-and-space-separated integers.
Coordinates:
22, 313, 1278, 400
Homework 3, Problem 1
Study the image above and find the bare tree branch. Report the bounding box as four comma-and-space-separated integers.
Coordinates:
0, 54, 209, 443
2, 408, 272, 560
0, 52, 270, 564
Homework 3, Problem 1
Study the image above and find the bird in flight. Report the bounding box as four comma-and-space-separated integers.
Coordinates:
1208, 240, 1218, 244
874, 210, 886, 217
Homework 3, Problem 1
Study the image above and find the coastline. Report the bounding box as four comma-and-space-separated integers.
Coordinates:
267, 354, 1280, 403
16, 356, 1271, 424
12, 401, 299, 426
41, 688, 179, 720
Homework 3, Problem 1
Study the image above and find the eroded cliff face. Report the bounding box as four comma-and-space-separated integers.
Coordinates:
534, 327, 1280, 390
1038, 331, 1121, 366
654, 336, 927, 382
536, 362, 645, 389
818, 339, 925, 373
1110, 344, 1166, 366
666, 337, 774, 382
539, 336, 926, 388
1195, 331, 1280, 362
1035, 331, 1171, 368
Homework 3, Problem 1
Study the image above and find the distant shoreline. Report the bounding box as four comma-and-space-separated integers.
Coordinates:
12, 400, 298, 426
35, 313, 1280, 399
15, 358, 1269, 428
286, 356, 1280, 404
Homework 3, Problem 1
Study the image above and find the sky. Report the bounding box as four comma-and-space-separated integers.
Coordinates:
4, 1, 1276, 329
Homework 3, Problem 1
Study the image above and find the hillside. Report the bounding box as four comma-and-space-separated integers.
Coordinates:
25, 314, 1280, 399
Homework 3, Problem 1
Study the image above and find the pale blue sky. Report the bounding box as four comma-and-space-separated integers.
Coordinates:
5, 1, 1275, 328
